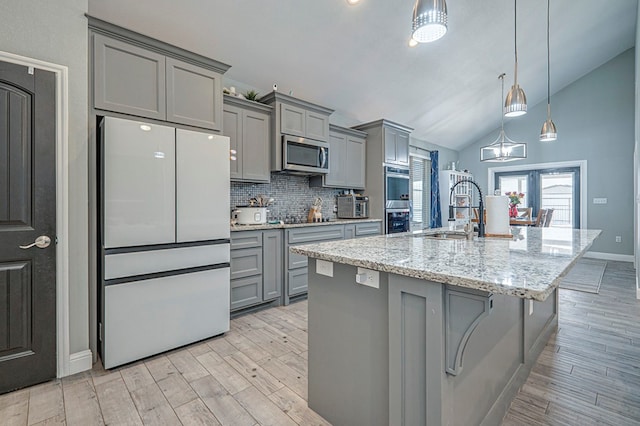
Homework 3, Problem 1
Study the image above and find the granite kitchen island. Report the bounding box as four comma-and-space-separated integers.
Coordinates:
290, 227, 601, 426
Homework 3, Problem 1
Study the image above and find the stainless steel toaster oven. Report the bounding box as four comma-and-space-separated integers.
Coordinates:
337, 194, 369, 219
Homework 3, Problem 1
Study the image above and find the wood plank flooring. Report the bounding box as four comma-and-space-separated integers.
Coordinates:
503, 260, 640, 425
0, 260, 638, 425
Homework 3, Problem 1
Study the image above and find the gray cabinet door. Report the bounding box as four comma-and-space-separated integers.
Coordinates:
281, 103, 306, 137
166, 58, 222, 131
262, 230, 282, 300
242, 109, 270, 182
324, 132, 346, 187
94, 34, 166, 120
306, 111, 329, 141
224, 105, 243, 180
395, 131, 410, 166
345, 135, 366, 189
384, 127, 398, 164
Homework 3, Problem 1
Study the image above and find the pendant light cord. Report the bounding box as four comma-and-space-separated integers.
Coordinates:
499, 73, 506, 137
513, 0, 518, 84
546, 0, 551, 116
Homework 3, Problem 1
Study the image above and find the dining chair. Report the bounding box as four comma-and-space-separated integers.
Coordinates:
543, 208, 554, 227
534, 209, 547, 227
517, 207, 532, 220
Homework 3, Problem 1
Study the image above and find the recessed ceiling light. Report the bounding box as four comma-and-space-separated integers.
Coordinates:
140, 124, 151, 131
154, 151, 165, 159
408, 38, 418, 47
346, 0, 360, 5
208, 135, 214, 140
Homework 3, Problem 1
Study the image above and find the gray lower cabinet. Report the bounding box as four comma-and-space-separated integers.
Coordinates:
230, 229, 282, 311
310, 125, 366, 190
223, 95, 272, 183
284, 222, 381, 304
91, 23, 229, 131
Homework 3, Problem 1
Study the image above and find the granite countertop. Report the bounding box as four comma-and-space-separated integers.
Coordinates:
289, 227, 602, 301
230, 218, 382, 232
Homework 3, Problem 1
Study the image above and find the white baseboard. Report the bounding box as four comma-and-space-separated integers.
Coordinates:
68, 350, 93, 376
584, 251, 634, 262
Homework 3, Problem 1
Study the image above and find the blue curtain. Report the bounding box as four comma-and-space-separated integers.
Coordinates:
430, 151, 442, 228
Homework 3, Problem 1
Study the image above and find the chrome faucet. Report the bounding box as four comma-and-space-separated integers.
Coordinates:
449, 179, 485, 238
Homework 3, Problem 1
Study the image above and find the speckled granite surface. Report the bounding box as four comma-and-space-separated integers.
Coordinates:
290, 227, 602, 301
230, 218, 382, 232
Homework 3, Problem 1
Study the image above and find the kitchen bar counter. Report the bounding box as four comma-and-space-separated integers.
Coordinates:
291, 226, 601, 301
230, 218, 382, 232
297, 226, 601, 425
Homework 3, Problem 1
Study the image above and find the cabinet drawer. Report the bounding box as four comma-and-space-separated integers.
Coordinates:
288, 250, 308, 270
287, 225, 344, 244
230, 276, 262, 311
231, 230, 263, 250
356, 222, 382, 237
288, 268, 308, 296
230, 247, 262, 279
344, 224, 356, 240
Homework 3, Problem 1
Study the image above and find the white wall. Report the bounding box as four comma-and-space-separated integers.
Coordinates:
0, 1, 90, 354
460, 48, 635, 256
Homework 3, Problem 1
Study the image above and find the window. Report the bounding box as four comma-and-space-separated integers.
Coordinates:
495, 167, 580, 228
410, 153, 431, 230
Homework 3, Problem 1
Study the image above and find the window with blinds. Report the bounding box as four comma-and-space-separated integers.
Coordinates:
410, 154, 431, 231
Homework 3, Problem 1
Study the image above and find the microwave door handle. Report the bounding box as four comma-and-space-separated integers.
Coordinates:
319, 147, 327, 168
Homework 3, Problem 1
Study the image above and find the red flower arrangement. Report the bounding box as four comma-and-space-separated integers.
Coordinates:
505, 191, 525, 217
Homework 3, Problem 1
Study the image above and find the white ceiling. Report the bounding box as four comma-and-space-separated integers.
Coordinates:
88, 0, 638, 150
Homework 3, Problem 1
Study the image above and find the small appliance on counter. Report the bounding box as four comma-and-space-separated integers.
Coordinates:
232, 207, 268, 225
337, 194, 369, 219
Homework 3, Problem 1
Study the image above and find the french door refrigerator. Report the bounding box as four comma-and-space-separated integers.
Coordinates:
98, 116, 230, 369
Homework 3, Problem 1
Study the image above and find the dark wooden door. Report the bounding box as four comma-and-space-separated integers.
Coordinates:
0, 61, 57, 393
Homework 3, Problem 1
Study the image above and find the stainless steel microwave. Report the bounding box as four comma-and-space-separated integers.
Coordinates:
282, 135, 329, 174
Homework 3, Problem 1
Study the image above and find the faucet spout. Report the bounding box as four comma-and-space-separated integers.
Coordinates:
449, 179, 485, 238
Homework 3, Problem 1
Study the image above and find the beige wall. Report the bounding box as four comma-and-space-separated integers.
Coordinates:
0, 1, 90, 354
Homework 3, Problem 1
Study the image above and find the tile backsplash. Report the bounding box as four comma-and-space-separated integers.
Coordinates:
230, 173, 342, 222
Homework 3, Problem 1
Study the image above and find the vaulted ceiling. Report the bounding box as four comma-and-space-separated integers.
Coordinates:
88, 0, 638, 150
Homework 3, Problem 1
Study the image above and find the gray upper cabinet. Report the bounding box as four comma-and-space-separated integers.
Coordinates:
310, 125, 366, 190
90, 19, 230, 130
259, 91, 333, 171
281, 104, 306, 137
223, 95, 272, 183
166, 58, 222, 131
383, 126, 410, 166
94, 33, 166, 120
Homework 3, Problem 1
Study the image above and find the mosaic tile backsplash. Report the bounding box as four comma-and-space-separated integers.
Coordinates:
230, 173, 343, 222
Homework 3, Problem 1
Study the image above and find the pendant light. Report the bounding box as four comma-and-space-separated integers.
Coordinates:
481, 74, 527, 162
411, 0, 448, 43
540, 0, 557, 141
504, 0, 527, 117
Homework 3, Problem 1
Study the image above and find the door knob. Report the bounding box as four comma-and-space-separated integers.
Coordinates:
19, 235, 51, 249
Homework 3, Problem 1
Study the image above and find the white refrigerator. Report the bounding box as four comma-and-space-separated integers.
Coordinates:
99, 116, 230, 369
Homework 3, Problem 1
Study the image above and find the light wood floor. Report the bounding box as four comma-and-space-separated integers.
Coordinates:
1, 261, 638, 425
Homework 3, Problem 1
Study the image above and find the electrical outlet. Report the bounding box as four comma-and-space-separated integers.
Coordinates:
593, 198, 608, 204
616, 236, 622, 243
356, 267, 380, 288
316, 260, 334, 277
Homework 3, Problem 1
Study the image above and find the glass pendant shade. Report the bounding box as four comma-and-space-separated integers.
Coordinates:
481, 73, 527, 162
412, 0, 448, 43
480, 131, 527, 162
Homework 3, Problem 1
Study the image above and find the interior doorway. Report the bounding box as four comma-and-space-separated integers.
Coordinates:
0, 60, 57, 393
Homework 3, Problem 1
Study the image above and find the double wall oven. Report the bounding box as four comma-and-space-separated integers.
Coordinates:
385, 166, 410, 234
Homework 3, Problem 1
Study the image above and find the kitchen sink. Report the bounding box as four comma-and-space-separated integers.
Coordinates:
416, 231, 468, 240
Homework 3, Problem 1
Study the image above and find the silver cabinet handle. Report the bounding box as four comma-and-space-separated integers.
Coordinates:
19, 235, 51, 249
